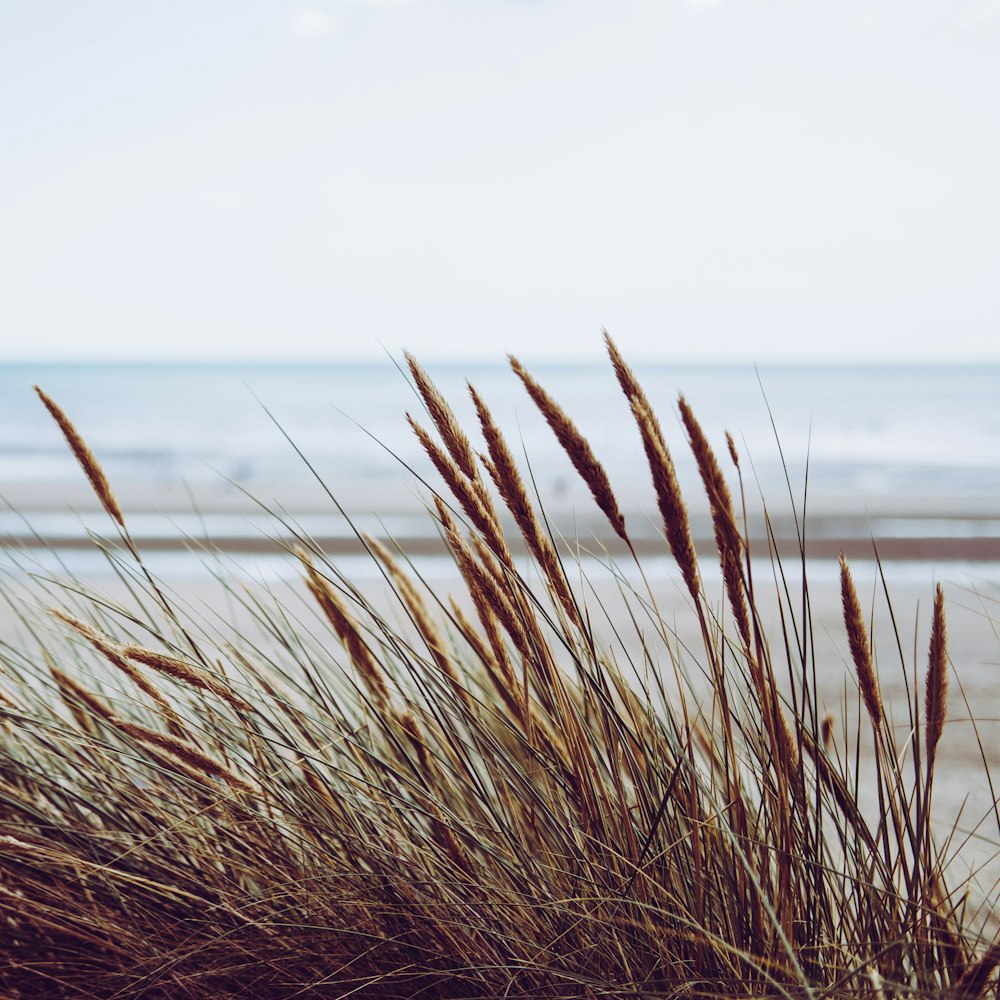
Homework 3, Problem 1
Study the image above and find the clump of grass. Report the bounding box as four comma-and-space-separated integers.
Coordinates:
1, 343, 998, 998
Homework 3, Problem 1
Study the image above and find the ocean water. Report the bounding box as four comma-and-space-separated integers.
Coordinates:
1, 360, 999, 562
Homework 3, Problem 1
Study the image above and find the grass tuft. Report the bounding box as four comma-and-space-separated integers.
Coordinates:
1, 348, 997, 998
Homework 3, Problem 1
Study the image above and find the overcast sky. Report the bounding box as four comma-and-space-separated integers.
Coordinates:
2, 0, 999, 362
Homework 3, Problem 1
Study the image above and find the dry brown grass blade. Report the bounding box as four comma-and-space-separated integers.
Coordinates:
509, 355, 628, 543
630, 396, 700, 602
120, 643, 253, 715
405, 352, 479, 482
50, 609, 187, 734
407, 413, 512, 567
678, 395, 750, 648
301, 555, 392, 713
838, 554, 884, 731
925, 582, 949, 770
34, 386, 125, 529
469, 383, 580, 627
604, 337, 703, 599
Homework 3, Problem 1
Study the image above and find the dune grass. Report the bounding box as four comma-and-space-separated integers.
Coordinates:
1, 337, 998, 998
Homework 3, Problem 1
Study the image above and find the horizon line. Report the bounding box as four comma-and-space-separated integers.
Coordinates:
3, 355, 1000, 369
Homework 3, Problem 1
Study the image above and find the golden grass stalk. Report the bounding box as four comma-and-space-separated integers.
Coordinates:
120, 643, 253, 715
111, 719, 254, 796
407, 413, 512, 566
469, 383, 580, 626
405, 352, 479, 482
34, 386, 125, 529
301, 555, 392, 713
679, 395, 750, 648
838, 554, 883, 731
510, 355, 628, 543
630, 396, 700, 602
604, 336, 703, 599
50, 609, 185, 732
925, 582, 949, 770
365, 534, 474, 712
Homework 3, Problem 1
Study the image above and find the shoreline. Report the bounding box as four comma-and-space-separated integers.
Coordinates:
4, 528, 1000, 562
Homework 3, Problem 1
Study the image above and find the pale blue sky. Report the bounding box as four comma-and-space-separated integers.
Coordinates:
3, 0, 999, 361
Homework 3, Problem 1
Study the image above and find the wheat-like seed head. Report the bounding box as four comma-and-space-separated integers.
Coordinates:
113, 719, 254, 795
604, 331, 653, 415
407, 414, 512, 566
405, 352, 479, 482
604, 337, 702, 599
301, 557, 391, 713
50, 610, 184, 731
630, 397, 700, 601
469, 383, 580, 626
120, 643, 253, 715
838, 554, 883, 731
35, 386, 125, 529
820, 713, 835, 750
678, 396, 750, 646
51, 666, 116, 724
725, 431, 740, 469
510, 356, 628, 543
925, 582, 948, 767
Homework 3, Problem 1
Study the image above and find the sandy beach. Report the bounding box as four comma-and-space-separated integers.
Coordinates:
3, 476, 998, 892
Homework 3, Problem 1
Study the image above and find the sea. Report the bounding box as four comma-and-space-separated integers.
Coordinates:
1, 360, 1000, 585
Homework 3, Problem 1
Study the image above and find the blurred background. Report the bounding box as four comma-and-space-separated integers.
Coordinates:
1, 0, 999, 579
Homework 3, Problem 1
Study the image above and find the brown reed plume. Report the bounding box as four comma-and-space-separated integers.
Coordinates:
468, 382, 579, 625
34, 386, 125, 529
119, 642, 253, 715
510, 355, 629, 543
630, 395, 700, 602
603, 335, 702, 600
50, 609, 185, 731
301, 552, 392, 712
679, 394, 750, 647
406, 413, 512, 566
925, 581, 949, 771
111, 719, 255, 795
405, 352, 479, 482
839, 553, 884, 731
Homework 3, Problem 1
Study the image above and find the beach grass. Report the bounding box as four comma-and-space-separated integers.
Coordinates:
1, 338, 998, 998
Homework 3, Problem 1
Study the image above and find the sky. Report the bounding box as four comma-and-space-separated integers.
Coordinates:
2, 0, 999, 363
